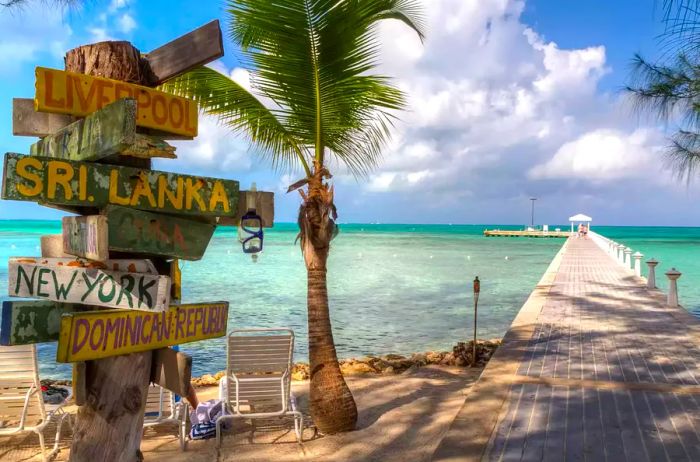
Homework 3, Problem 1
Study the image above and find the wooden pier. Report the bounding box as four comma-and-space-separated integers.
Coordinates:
484, 229, 571, 238
433, 235, 700, 461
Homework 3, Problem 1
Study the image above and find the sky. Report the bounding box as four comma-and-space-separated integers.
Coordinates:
0, 0, 698, 226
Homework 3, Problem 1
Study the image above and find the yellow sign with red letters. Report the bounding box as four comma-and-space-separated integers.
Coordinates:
35, 67, 198, 137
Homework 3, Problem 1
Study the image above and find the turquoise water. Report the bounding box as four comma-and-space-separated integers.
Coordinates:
0, 221, 697, 378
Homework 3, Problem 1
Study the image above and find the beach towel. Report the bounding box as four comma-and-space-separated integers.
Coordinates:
189, 399, 229, 440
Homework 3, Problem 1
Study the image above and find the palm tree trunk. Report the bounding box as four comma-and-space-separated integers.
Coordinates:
299, 169, 357, 434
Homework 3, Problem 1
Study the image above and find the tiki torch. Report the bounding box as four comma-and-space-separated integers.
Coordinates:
472, 276, 480, 366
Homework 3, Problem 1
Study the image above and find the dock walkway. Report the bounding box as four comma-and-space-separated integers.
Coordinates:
433, 235, 700, 461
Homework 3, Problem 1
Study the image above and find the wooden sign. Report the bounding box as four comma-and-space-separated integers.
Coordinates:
8, 260, 170, 311
13, 98, 74, 137
105, 205, 215, 260
2, 153, 239, 217
56, 302, 229, 362
30, 98, 176, 162
146, 20, 224, 85
63, 215, 109, 261
9, 257, 157, 274
218, 190, 275, 228
35, 67, 198, 137
41, 234, 69, 257
150, 348, 192, 397
13, 98, 189, 140
0, 300, 77, 346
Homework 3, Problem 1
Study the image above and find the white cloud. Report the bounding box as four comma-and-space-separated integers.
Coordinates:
171, 116, 253, 172
118, 13, 136, 34
528, 129, 661, 181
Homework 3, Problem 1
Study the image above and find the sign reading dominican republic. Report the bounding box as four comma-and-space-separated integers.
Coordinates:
8, 258, 171, 311
2, 153, 239, 217
35, 67, 198, 137
56, 302, 229, 362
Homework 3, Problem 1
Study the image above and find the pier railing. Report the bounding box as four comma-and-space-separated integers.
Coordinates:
588, 231, 682, 308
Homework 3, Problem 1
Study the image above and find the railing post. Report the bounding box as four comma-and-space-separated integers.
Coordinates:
624, 247, 632, 268
616, 244, 623, 262
646, 259, 658, 289
665, 268, 682, 307
633, 252, 643, 277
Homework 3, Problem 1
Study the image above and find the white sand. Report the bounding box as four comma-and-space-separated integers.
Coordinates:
2, 365, 480, 462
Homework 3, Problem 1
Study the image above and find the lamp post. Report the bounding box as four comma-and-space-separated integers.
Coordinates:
530, 198, 537, 229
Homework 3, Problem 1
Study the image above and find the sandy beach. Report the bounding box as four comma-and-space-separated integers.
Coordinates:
1, 365, 482, 462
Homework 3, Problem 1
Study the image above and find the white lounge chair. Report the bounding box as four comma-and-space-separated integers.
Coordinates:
0, 344, 71, 461
217, 328, 303, 447
142, 383, 188, 450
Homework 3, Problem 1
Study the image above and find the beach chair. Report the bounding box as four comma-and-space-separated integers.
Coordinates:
0, 344, 71, 461
142, 383, 188, 450
217, 328, 303, 447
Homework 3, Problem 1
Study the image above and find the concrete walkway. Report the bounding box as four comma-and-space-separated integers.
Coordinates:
433, 236, 700, 462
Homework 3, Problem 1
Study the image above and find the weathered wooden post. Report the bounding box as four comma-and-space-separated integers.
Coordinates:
471, 276, 480, 366
646, 259, 658, 289
2, 21, 274, 461
633, 252, 643, 277
666, 268, 682, 307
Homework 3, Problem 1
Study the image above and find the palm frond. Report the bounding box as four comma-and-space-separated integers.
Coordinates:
162, 66, 311, 175
226, 0, 424, 176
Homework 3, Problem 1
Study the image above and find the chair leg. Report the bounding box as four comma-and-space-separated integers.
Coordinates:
36, 428, 47, 462
293, 412, 303, 443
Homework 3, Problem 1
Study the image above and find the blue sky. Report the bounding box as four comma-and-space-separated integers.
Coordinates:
0, 0, 698, 226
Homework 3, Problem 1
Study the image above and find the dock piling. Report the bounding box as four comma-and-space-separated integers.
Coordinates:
646, 259, 658, 289
633, 252, 643, 277
665, 268, 682, 307
624, 247, 632, 268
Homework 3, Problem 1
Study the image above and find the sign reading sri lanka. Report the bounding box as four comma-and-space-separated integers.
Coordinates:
2, 153, 239, 217
56, 302, 229, 362
35, 67, 198, 137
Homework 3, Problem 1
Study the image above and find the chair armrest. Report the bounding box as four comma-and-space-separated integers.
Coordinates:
18, 385, 37, 429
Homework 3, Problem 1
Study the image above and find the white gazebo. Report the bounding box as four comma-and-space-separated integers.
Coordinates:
569, 213, 592, 232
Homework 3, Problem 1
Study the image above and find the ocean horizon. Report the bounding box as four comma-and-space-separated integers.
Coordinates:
1, 220, 697, 378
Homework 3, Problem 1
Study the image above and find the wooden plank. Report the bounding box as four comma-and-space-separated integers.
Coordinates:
104, 205, 215, 261
8, 260, 170, 312
145, 20, 224, 85
41, 234, 69, 257
9, 257, 157, 274
30, 98, 176, 162
150, 348, 192, 397
56, 302, 229, 362
0, 300, 78, 345
217, 191, 275, 228
62, 215, 109, 262
13, 98, 74, 137
2, 153, 239, 217
13, 98, 189, 140
35, 67, 198, 137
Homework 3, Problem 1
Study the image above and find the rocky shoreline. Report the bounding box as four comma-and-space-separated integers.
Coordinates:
191, 339, 501, 387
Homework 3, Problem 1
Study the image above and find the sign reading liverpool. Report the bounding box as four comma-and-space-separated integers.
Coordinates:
35, 67, 198, 137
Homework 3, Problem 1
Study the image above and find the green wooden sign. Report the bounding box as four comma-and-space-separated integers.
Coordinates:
2, 153, 239, 217
0, 300, 77, 346
105, 205, 215, 261
29, 99, 175, 162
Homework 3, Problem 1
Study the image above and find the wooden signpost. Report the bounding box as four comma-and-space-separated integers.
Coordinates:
0, 300, 77, 346
35, 67, 199, 137
2, 153, 239, 216
8, 260, 171, 311
0, 21, 275, 461
63, 215, 109, 261
30, 98, 176, 162
56, 302, 228, 362
105, 205, 216, 260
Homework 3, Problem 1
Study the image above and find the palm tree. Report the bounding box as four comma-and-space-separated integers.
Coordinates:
164, 0, 424, 433
627, 0, 700, 180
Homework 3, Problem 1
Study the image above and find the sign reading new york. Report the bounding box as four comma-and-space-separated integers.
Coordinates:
35, 67, 198, 137
2, 153, 239, 217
